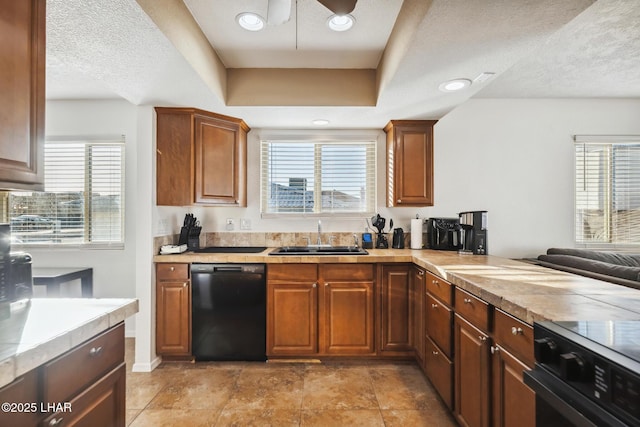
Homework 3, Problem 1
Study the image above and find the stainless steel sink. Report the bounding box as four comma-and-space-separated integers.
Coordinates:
269, 246, 369, 256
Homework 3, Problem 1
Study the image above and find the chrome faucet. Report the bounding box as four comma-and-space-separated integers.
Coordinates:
317, 220, 322, 246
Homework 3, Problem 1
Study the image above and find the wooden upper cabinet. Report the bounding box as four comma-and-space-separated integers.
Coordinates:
0, 0, 45, 191
384, 120, 437, 207
155, 107, 249, 206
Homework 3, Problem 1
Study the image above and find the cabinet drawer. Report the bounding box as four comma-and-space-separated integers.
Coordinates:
426, 272, 453, 306
454, 288, 490, 332
320, 264, 373, 281
425, 337, 453, 410
43, 323, 124, 404
267, 264, 317, 282
494, 309, 534, 367
157, 263, 189, 280
425, 293, 453, 357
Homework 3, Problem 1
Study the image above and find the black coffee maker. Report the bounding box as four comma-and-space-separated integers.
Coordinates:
459, 211, 488, 255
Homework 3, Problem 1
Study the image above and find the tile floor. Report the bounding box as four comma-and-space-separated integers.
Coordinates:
125, 339, 457, 426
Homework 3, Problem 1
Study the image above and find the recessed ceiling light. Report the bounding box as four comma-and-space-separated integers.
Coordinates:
236, 12, 265, 31
312, 119, 330, 126
438, 78, 472, 92
327, 14, 355, 32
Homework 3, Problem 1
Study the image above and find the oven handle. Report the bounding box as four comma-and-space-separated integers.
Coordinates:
524, 368, 629, 427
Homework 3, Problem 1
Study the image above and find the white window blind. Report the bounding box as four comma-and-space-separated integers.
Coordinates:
8, 136, 125, 247
575, 136, 640, 246
261, 139, 376, 215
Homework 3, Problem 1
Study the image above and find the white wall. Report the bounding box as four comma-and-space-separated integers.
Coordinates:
156, 98, 640, 259
31, 99, 139, 336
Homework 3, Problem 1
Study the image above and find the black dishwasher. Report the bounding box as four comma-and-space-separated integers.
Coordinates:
191, 263, 266, 361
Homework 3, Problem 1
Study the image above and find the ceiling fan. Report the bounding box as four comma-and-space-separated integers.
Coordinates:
267, 0, 358, 25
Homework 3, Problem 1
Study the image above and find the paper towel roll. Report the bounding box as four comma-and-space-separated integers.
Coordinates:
411, 218, 423, 249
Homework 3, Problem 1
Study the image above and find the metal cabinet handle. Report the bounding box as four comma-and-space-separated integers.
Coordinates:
312, 283, 317, 288
511, 326, 523, 335
417, 270, 424, 276
170, 266, 175, 271
479, 336, 487, 342
89, 346, 103, 357
431, 303, 438, 309
432, 350, 439, 356
432, 279, 439, 286
49, 417, 64, 426
463, 298, 472, 304
324, 282, 329, 287
491, 345, 500, 355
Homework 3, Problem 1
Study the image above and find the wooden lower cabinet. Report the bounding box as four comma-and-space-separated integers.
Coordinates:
379, 264, 413, 354
425, 336, 453, 409
156, 263, 191, 357
492, 345, 535, 427
267, 264, 319, 355
454, 313, 491, 427
0, 324, 126, 427
267, 264, 374, 357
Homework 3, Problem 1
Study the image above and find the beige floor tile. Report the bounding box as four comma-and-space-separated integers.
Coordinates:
216, 408, 301, 427
129, 409, 219, 427
302, 365, 378, 410
126, 409, 142, 426
146, 368, 240, 410
301, 409, 385, 427
381, 409, 458, 427
224, 364, 305, 410
369, 364, 440, 410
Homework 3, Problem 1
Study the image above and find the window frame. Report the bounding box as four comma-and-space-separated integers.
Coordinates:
259, 131, 378, 218
7, 135, 126, 250
574, 134, 640, 249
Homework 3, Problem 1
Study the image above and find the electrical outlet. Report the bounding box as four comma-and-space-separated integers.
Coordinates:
240, 218, 251, 230
226, 218, 235, 231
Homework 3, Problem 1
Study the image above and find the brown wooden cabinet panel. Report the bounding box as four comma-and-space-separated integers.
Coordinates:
426, 293, 453, 358
493, 309, 534, 368
411, 265, 426, 363
455, 287, 491, 333
426, 271, 453, 306
379, 264, 413, 354
42, 363, 126, 427
492, 345, 535, 427
156, 107, 249, 206
156, 264, 191, 357
0, 0, 45, 190
425, 336, 453, 410
321, 280, 374, 355
0, 369, 40, 426
455, 314, 491, 427
267, 281, 318, 355
384, 120, 437, 207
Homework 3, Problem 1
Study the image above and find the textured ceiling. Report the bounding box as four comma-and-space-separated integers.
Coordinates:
45, 0, 639, 129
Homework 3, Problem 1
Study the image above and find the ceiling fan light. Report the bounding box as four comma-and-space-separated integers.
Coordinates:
439, 78, 472, 92
236, 12, 265, 31
327, 14, 355, 32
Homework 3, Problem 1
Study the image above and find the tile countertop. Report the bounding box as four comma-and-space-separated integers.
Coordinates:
0, 298, 138, 388
155, 248, 640, 325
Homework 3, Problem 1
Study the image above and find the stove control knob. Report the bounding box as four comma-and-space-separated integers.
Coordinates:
560, 352, 587, 381
534, 337, 558, 363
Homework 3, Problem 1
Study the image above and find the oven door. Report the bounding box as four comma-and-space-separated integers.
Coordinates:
524, 367, 630, 427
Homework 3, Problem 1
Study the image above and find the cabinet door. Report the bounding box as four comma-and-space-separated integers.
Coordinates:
492, 345, 535, 427
426, 293, 453, 357
194, 115, 246, 206
321, 281, 374, 355
156, 280, 191, 356
385, 120, 436, 207
267, 282, 318, 356
0, 0, 45, 190
42, 363, 126, 427
379, 264, 412, 353
411, 266, 426, 363
0, 369, 40, 426
455, 314, 491, 427
425, 337, 453, 410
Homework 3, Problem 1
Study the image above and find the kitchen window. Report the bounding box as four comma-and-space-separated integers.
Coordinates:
3, 136, 125, 248
574, 135, 640, 246
260, 138, 376, 216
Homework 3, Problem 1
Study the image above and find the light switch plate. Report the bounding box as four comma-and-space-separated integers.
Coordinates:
240, 218, 251, 230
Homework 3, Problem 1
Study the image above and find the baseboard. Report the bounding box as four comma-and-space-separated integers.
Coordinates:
131, 356, 162, 373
